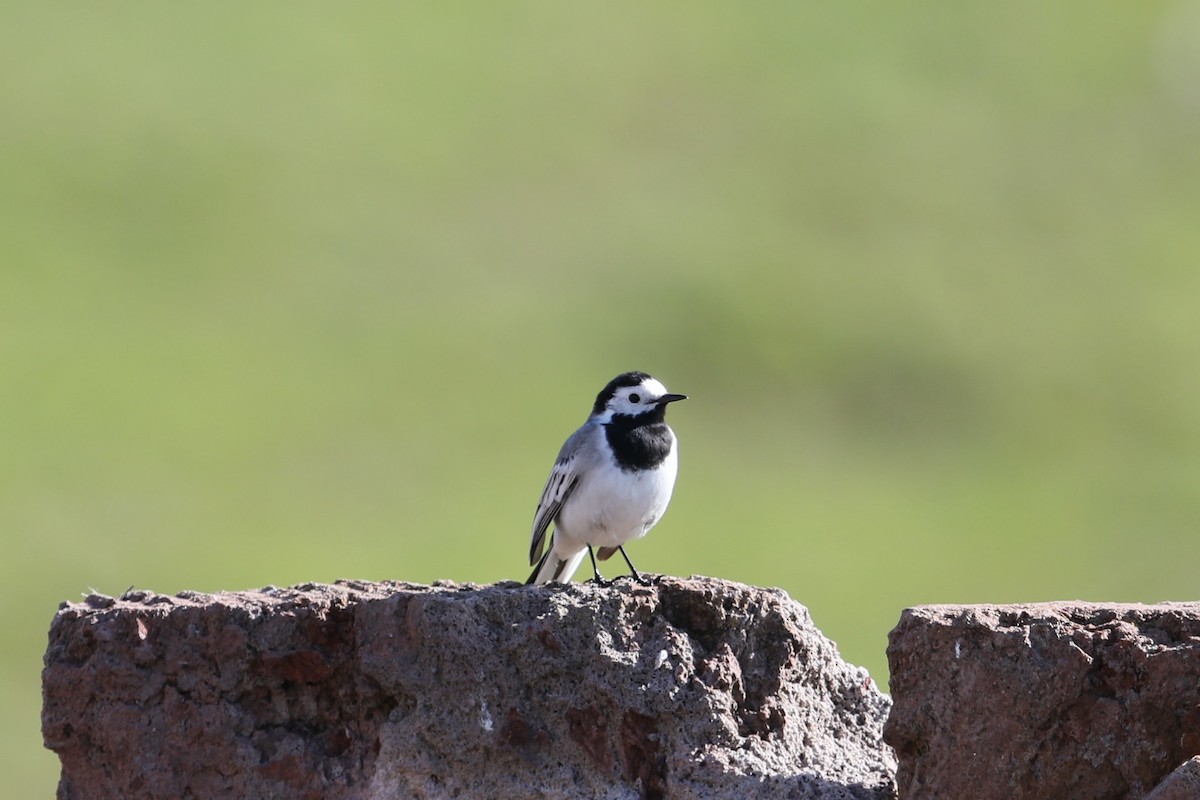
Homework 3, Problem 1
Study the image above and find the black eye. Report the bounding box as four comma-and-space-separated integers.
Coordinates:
629, 393, 641, 404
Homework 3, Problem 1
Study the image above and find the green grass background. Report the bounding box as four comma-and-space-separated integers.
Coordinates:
5, 2, 1200, 794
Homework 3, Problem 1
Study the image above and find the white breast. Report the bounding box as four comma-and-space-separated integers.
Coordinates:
557, 433, 678, 549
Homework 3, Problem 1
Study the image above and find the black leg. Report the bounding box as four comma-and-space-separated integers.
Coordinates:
617, 546, 653, 585
587, 546, 611, 586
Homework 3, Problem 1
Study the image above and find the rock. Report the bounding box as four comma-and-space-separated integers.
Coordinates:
43, 577, 896, 800
1145, 757, 1200, 800
885, 602, 1200, 800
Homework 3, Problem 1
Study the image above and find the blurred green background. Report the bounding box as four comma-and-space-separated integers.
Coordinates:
6, 2, 1200, 794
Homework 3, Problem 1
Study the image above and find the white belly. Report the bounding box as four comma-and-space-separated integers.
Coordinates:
557, 447, 678, 549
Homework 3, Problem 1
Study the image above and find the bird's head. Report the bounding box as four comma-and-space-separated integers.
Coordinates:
590, 371, 687, 422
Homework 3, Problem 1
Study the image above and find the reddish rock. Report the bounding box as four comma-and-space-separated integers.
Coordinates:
885, 603, 1200, 800
44, 577, 895, 799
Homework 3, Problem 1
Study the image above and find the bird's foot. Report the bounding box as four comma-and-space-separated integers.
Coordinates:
614, 571, 656, 587
585, 545, 614, 587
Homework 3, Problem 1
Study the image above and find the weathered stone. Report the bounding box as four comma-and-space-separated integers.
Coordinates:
885, 603, 1200, 800
1144, 757, 1200, 800
44, 577, 896, 799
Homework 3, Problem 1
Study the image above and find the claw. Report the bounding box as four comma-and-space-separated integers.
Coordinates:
615, 546, 654, 586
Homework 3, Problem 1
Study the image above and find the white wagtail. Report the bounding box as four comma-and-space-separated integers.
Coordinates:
526, 371, 687, 585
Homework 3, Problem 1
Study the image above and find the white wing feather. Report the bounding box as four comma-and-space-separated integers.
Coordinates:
529, 455, 580, 565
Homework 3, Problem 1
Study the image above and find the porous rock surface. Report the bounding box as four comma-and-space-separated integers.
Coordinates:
1144, 757, 1200, 800
43, 576, 896, 800
885, 602, 1200, 800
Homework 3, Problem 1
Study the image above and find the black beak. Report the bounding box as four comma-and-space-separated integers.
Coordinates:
656, 393, 688, 405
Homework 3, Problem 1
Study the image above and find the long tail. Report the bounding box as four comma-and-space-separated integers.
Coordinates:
526, 544, 587, 585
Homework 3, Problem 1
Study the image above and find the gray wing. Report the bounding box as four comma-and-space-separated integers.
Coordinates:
528, 425, 594, 565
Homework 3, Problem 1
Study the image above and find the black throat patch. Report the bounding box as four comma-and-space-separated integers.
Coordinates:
605, 407, 673, 472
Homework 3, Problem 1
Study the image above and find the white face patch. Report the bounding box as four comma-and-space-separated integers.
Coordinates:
641, 378, 668, 398
604, 378, 670, 417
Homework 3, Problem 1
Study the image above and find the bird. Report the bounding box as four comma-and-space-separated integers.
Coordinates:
526, 371, 687, 585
